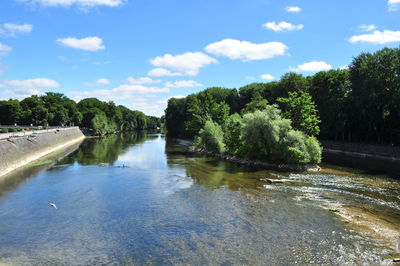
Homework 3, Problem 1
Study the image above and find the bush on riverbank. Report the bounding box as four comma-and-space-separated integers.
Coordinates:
194, 105, 322, 164
194, 120, 226, 153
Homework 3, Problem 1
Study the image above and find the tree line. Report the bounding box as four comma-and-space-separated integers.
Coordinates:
0, 93, 160, 135
165, 47, 400, 146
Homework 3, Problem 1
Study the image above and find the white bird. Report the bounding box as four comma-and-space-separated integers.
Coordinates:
49, 203, 57, 209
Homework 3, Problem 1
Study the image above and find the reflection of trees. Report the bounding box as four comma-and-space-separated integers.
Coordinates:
0, 142, 81, 199
60, 131, 155, 165
165, 137, 267, 191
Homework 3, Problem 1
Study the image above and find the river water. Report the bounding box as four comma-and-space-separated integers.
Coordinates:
0, 132, 399, 265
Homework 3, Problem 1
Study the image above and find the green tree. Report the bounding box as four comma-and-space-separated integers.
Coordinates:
0, 100, 22, 125
240, 106, 285, 160
223, 113, 243, 155
91, 112, 109, 136
277, 91, 320, 136
241, 92, 269, 114
185, 92, 230, 137
309, 69, 350, 140
32, 105, 49, 126
348, 47, 400, 143
165, 97, 188, 137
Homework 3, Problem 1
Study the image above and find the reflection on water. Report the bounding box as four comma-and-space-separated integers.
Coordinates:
0, 133, 399, 265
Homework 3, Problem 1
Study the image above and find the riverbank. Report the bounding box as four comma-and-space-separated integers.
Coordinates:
189, 146, 321, 172
0, 127, 85, 178
321, 141, 400, 177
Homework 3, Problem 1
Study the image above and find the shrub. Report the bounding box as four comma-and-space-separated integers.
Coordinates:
193, 104, 323, 164
195, 119, 226, 153
223, 113, 243, 155
1, 128, 9, 133
305, 136, 322, 163
91, 112, 109, 136
240, 106, 282, 159
280, 130, 310, 163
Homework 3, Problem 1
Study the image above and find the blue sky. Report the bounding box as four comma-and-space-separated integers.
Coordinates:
0, 0, 399, 116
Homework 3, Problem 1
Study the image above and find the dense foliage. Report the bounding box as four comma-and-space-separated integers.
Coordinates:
166, 47, 400, 146
194, 105, 321, 164
194, 119, 226, 153
0, 93, 160, 136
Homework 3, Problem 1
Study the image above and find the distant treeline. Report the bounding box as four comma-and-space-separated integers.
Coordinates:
166, 47, 400, 145
0, 93, 160, 135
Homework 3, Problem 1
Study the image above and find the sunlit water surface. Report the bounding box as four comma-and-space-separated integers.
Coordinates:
0, 132, 399, 265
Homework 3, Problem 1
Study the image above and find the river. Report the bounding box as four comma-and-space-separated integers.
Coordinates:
0, 132, 399, 265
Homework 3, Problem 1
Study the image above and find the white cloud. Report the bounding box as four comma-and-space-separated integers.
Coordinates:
260, 74, 274, 80
164, 80, 202, 88
150, 52, 217, 76
348, 30, 400, 44
339, 65, 349, 70
388, 0, 400, 11
0, 63, 8, 76
292, 61, 332, 72
0, 23, 33, 37
71, 84, 170, 102
56, 36, 105, 51
205, 39, 288, 61
84, 78, 110, 86
20, 0, 125, 8
263, 21, 304, 32
147, 68, 183, 77
168, 95, 186, 99
359, 24, 377, 32
0, 43, 12, 57
0, 78, 59, 98
285, 6, 301, 13
126, 77, 161, 85
125, 98, 168, 117
131, 95, 187, 116
93, 60, 111, 65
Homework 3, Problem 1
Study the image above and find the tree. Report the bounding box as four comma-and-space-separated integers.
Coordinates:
309, 69, 350, 140
240, 106, 286, 160
223, 113, 243, 155
0, 100, 22, 125
241, 92, 269, 114
165, 97, 188, 137
239, 106, 321, 163
32, 105, 49, 126
91, 112, 109, 136
185, 92, 230, 137
272, 72, 309, 100
277, 91, 320, 136
348, 47, 400, 143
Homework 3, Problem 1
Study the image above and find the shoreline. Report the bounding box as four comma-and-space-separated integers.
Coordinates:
189, 146, 321, 172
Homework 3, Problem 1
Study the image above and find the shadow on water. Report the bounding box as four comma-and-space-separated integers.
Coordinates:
323, 151, 400, 179
0, 141, 82, 199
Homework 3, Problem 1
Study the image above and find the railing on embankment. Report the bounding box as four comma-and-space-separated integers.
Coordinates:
0, 127, 80, 140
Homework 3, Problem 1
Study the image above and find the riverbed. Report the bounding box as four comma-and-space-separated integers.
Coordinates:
0, 132, 399, 265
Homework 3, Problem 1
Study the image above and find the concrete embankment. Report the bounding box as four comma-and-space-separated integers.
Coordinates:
321, 140, 400, 177
0, 127, 85, 178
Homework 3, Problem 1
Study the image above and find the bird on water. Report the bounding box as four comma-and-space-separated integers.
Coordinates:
49, 203, 57, 209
